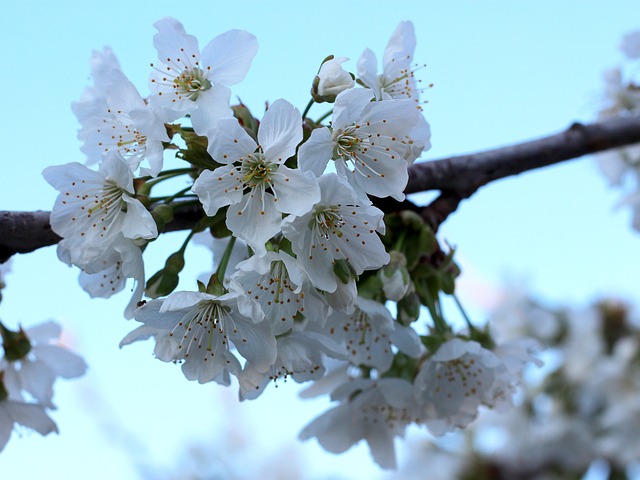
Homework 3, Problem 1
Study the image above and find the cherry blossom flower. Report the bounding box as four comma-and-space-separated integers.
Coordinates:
149, 17, 258, 135
238, 330, 346, 400
298, 88, 421, 201
1, 321, 87, 409
300, 377, 417, 469
74, 65, 169, 176
193, 99, 320, 255
122, 289, 277, 385
281, 173, 389, 293
413, 338, 537, 436
322, 297, 422, 372
74, 236, 146, 319
232, 251, 326, 335
43, 153, 158, 268
357, 21, 421, 105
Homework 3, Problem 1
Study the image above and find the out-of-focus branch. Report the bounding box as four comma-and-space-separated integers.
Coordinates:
2, 115, 640, 261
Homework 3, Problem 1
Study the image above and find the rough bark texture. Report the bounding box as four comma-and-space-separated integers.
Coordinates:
2, 115, 640, 261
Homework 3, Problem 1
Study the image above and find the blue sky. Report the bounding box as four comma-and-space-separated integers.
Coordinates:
1, 1, 639, 478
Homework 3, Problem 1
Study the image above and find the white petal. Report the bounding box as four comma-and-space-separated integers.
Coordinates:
190, 85, 233, 136
297, 127, 334, 177
271, 166, 320, 216
4, 401, 58, 436
192, 165, 243, 217
356, 48, 381, 97
206, 117, 257, 164
226, 192, 281, 256
121, 196, 158, 239
32, 345, 87, 379
259, 99, 302, 162
202, 29, 258, 85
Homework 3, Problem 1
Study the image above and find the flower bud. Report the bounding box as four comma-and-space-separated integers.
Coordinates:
380, 251, 411, 301
145, 251, 185, 298
151, 204, 174, 231
311, 56, 355, 103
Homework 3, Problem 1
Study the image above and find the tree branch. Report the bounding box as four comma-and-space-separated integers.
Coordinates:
2, 115, 640, 261
410, 115, 640, 230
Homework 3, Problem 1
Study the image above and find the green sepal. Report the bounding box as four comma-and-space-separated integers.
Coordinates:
205, 274, 226, 296
421, 335, 446, 354
397, 290, 421, 326
151, 204, 175, 232
333, 259, 357, 285
232, 102, 259, 142
381, 352, 419, 383
0, 374, 7, 401
0, 323, 31, 362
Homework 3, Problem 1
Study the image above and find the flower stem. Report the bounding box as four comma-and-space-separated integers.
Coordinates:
215, 236, 237, 281
301, 99, 315, 120
452, 293, 475, 331
315, 109, 334, 125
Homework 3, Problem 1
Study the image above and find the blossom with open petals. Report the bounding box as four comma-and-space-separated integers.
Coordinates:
74, 62, 169, 176
193, 99, 320, 255
413, 337, 538, 436
122, 289, 276, 385
1, 321, 87, 410
300, 377, 417, 469
73, 236, 145, 319
232, 251, 326, 335
298, 88, 421, 201
281, 174, 389, 293
149, 17, 257, 135
43, 153, 157, 268
323, 296, 422, 372
357, 21, 421, 104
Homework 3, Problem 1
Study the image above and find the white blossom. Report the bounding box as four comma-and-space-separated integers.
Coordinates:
620, 30, 640, 59
299, 88, 421, 201
414, 338, 533, 436
357, 21, 421, 105
322, 297, 422, 372
1, 321, 87, 409
232, 251, 326, 335
74, 65, 169, 176
193, 99, 320, 255
122, 289, 277, 385
238, 330, 346, 400
281, 174, 389, 293
300, 377, 417, 469
43, 153, 157, 268
149, 17, 257, 135
74, 236, 146, 319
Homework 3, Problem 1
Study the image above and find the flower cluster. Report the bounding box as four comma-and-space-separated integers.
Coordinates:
388, 292, 640, 480
598, 29, 640, 230
41, 17, 540, 468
